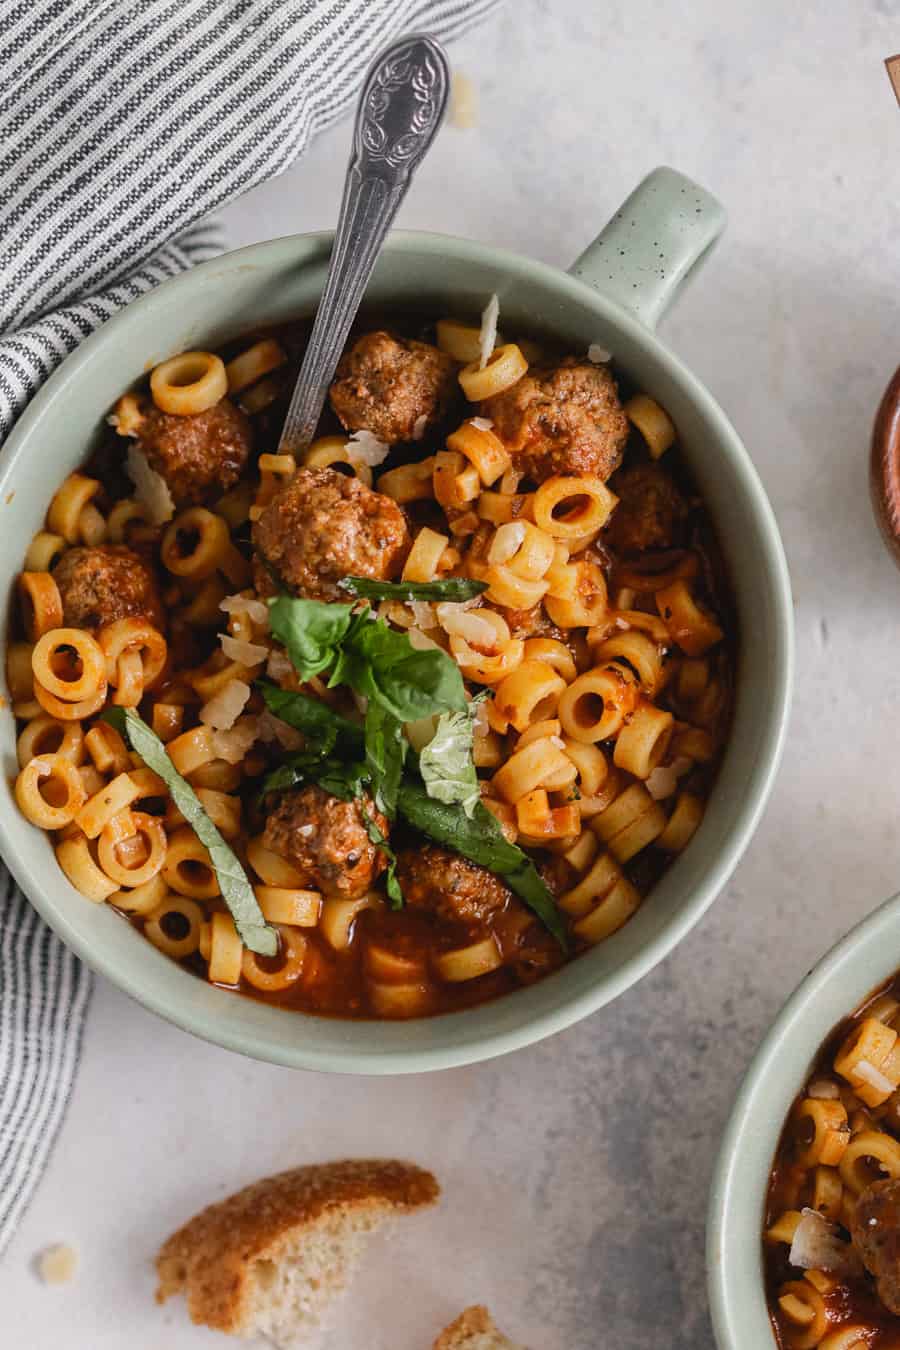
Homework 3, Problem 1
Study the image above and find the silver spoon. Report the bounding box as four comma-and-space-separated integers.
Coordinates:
278, 33, 451, 456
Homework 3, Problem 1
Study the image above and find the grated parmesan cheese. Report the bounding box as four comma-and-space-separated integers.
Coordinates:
220, 633, 269, 667
255, 709, 303, 751
408, 600, 436, 629
587, 342, 612, 364
125, 445, 174, 525
297, 823, 315, 839
412, 414, 428, 441
220, 593, 269, 627
38, 1243, 78, 1286
479, 293, 499, 370
212, 716, 258, 764
266, 648, 293, 682
646, 757, 694, 801
469, 416, 494, 432
345, 429, 389, 468
789, 1209, 863, 1277
199, 679, 251, 731
806, 1078, 841, 1100
854, 1059, 895, 1097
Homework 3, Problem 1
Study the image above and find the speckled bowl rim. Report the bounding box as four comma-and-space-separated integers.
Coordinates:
708, 891, 900, 1348
0, 229, 794, 1073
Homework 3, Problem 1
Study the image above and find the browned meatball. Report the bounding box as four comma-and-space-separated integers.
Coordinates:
481, 359, 628, 484
52, 545, 164, 631
395, 845, 512, 928
852, 1178, 900, 1311
329, 331, 457, 444
252, 466, 410, 601
604, 463, 687, 556
263, 784, 386, 901
132, 399, 252, 506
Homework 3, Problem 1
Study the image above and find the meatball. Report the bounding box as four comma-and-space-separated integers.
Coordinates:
263, 784, 386, 901
132, 399, 252, 506
395, 845, 512, 929
480, 358, 628, 484
51, 545, 164, 631
252, 466, 410, 601
329, 331, 457, 444
852, 1178, 900, 1311
604, 463, 687, 556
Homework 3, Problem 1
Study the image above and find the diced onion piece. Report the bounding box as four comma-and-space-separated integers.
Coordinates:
587, 342, 612, 364
199, 678, 251, 731
788, 1208, 863, 1277
220, 593, 269, 627
266, 648, 293, 681
211, 716, 258, 764
479, 293, 500, 370
125, 445, 174, 526
408, 600, 436, 629
807, 1078, 841, 1100
345, 429, 390, 468
854, 1059, 896, 1096
219, 633, 269, 666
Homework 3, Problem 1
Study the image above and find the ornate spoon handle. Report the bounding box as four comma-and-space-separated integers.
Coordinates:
278, 34, 450, 455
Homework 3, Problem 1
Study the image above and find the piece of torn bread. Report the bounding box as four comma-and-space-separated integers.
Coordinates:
156, 1158, 439, 1346
434, 1305, 526, 1350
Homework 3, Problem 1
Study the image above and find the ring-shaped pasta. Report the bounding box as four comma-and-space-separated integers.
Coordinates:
24, 531, 66, 573
458, 344, 528, 401
593, 783, 668, 863
656, 579, 724, 656
166, 725, 216, 777
573, 877, 641, 945
47, 474, 101, 543
817, 1328, 875, 1350
446, 421, 511, 486
558, 662, 638, 744
225, 338, 286, 395
433, 450, 480, 510
15, 753, 87, 829
162, 507, 231, 580
368, 981, 436, 1018
242, 926, 307, 992
449, 633, 524, 686
7, 641, 35, 702
320, 894, 381, 951
476, 490, 535, 526
203, 912, 244, 985
623, 393, 676, 459
402, 527, 450, 583
364, 943, 428, 984
17, 714, 84, 769
657, 792, 704, 853
377, 457, 436, 504
492, 660, 567, 734
491, 735, 576, 804
488, 520, 555, 580
18, 572, 63, 641
97, 811, 167, 887
591, 630, 666, 695
302, 437, 372, 488
99, 617, 168, 692
254, 886, 321, 927
544, 560, 608, 629
558, 850, 622, 918
34, 674, 106, 723
533, 475, 618, 539
613, 700, 674, 779
55, 835, 118, 903
616, 553, 699, 593
562, 739, 609, 798
32, 628, 107, 703
515, 790, 580, 840
775, 1281, 828, 1350
434, 935, 503, 982
436, 318, 485, 363
163, 827, 220, 900
107, 498, 149, 544
144, 896, 205, 961
150, 351, 228, 415
110, 873, 168, 917
245, 836, 306, 888
484, 565, 549, 610
181, 575, 229, 627
839, 1129, 900, 1194
76, 771, 142, 839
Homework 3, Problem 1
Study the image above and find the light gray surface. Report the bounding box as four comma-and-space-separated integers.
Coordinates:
3, 2, 900, 1346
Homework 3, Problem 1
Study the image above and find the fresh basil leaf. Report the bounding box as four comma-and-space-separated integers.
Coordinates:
348, 619, 467, 722
339, 576, 488, 602
360, 804, 403, 910
418, 706, 481, 818
260, 752, 368, 803
257, 681, 363, 754
267, 595, 356, 681
396, 780, 568, 950
364, 701, 406, 818
103, 706, 277, 957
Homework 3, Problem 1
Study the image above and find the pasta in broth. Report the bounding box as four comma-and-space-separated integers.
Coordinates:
9, 305, 735, 1020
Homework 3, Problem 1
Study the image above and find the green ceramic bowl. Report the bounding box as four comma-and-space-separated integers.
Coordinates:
0, 167, 792, 1072
708, 896, 900, 1348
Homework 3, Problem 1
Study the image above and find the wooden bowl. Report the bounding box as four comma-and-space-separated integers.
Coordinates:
871, 364, 900, 566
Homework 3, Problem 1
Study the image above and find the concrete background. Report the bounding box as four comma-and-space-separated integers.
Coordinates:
5, 2, 900, 1345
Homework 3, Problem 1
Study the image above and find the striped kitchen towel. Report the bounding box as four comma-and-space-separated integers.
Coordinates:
0, 0, 501, 1256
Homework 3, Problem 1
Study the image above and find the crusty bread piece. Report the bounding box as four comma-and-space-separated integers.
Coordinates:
434, 1305, 526, 1350
156, 1158, 439, 1346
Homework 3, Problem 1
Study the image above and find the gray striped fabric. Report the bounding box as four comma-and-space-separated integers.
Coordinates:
0, 0, 500, 1256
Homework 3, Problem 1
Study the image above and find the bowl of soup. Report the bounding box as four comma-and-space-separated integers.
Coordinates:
709, 896, 900, 1350
0, 167, 792, 1071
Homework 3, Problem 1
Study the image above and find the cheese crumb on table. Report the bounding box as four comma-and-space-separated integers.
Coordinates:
38, 1243, 78, 1285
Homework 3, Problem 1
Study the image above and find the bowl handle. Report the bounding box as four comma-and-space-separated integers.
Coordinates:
568, 166, 726, 332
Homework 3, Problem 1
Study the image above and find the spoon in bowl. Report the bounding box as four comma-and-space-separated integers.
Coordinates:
278, 33, 451, 456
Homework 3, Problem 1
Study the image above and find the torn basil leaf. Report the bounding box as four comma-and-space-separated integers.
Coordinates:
102, 706, 277, 957
418, 705, 481, 818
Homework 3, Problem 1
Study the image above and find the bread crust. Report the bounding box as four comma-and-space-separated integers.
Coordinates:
156, 1157, 439, 1334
